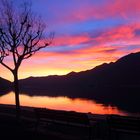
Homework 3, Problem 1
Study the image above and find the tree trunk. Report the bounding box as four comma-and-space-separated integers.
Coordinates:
13, 70, 20, 120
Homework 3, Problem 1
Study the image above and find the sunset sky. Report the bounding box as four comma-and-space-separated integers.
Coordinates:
1, 0, 140, 81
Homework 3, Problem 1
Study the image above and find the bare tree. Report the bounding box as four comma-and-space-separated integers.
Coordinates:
0, 0, 53, 119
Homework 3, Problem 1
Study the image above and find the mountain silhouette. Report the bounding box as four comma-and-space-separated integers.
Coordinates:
19, 52, 140, 113
19, 52, 140, 91
0, 77, 11, 95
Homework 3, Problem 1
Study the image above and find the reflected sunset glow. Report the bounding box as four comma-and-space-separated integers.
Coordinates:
0, 92, 126, 115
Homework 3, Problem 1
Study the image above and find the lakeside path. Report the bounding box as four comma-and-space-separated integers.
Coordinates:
1, 104, 139, 140
0, 104, 109, 140
0, 104, 67, 140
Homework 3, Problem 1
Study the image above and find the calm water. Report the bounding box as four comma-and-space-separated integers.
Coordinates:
0, 91, 128, 115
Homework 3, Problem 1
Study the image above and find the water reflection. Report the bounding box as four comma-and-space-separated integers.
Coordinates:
0, 91, 127, 115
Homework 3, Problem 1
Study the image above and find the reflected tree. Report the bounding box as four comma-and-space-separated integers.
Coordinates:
0, 0, 53, 119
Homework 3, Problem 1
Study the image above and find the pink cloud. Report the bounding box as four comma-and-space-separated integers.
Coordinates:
49, 0, 140, 24
35, 23, 140, 60
52, 35, 90, 46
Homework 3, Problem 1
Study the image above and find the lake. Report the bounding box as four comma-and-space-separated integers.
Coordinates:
0, 91, 129, 115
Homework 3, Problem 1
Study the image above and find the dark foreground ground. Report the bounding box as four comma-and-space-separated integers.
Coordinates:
0, 104, 80, 140
0, 104, 140, 140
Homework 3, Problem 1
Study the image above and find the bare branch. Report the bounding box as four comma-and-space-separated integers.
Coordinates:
0, 61, 12, 71
0, 0, 52, 72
